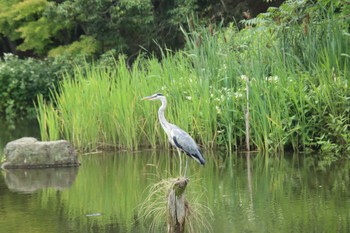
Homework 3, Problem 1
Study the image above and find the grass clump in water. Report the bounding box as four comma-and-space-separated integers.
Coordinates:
138, 177, 213, 233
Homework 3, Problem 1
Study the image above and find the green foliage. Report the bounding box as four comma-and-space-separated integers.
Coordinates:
48, 36, 98, 57
0, 54, 69, 122
36, 54, 212, 151
241, 0, 349, 71
16, 16, 63, 54
0, 0, 64, 55
44, 0, 154, 55
0, 0, 203, 57
36, 1, 349, 154
0, 0, 26, 40
179, 0, 350, 153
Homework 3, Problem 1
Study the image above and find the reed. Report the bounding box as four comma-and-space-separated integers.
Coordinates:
36, 7, 349, 153
36, 53, 218, 151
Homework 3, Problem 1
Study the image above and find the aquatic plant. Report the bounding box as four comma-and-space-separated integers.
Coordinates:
36, 1, 349, 154
138, 176, 212, 233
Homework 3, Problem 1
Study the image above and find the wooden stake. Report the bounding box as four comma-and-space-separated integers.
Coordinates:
167, 177, 189, 233
245, 76, 250, 152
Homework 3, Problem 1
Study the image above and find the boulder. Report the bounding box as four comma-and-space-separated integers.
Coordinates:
1, 137, 79, 169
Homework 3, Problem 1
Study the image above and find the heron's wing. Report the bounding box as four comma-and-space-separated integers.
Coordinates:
170, 126, 200, 155
170, 126, 205, 165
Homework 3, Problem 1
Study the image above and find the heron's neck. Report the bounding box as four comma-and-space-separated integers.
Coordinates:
158, 98, 171, 130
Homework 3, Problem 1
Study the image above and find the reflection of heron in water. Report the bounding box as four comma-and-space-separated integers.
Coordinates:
142, 93, 205, 176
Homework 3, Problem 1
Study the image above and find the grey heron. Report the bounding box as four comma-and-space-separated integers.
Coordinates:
142, 93, 205, 176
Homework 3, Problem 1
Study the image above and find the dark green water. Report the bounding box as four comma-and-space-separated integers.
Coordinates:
1, 150, 350, 233
1, 123, 350, 232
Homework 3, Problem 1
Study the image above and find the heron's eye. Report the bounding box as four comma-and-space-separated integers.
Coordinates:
156, 93, 163, 97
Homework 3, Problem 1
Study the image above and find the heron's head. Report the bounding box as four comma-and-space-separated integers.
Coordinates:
141, 93, 164, 101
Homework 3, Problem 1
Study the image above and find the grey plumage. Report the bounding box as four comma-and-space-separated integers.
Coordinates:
142, 93, 205, 175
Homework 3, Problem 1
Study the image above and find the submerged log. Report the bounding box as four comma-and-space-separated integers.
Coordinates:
167, 177, 189, 233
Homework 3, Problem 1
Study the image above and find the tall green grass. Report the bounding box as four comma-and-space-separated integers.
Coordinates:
180, 6, 349, 153
36, 3, 349, 153
36, 54, 219, 151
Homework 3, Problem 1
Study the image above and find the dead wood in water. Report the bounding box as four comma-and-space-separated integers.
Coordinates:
138, 176, 212, 233
167, 177, 189, 233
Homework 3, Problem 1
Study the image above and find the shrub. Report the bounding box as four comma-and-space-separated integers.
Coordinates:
0, 53, 68, 122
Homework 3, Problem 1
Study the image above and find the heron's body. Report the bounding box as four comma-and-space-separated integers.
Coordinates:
142, 93, 205, 175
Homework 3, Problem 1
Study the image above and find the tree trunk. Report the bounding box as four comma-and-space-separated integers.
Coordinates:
167, 177, 189, 233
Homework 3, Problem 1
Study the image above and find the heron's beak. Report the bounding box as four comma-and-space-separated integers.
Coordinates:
141, 96, 153, 100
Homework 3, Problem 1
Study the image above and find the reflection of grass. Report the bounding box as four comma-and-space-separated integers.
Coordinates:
0, 144, 3, 162
138, 176, 213, 233
37, 151, 212, 232
40, 152, 152, 232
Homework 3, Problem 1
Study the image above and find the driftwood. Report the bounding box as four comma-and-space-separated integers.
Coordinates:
167, 177, 189, 233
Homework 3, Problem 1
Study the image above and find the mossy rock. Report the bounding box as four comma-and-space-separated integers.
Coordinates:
1, 137, 80, 169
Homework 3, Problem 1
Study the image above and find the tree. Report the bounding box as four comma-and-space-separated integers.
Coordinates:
0, 0, 64, 55
0, 0, 286, 58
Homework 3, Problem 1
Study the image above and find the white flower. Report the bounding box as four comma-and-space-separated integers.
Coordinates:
216, 106, 221, 114
234, 92, 243, 99
266, 76, 279, 82
240, 75, 249, 81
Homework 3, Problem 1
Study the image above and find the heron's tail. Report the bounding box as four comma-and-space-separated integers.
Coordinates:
192, 151, 205, 165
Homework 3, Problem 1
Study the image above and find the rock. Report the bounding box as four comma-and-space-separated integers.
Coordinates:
1, 137, 79, 169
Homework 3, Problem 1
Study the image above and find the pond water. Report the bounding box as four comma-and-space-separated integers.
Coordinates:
1, 123, 350, 232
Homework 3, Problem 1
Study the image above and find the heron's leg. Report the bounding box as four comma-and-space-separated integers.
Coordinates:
176, 148, 182, 176
183, 158, 189, 177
